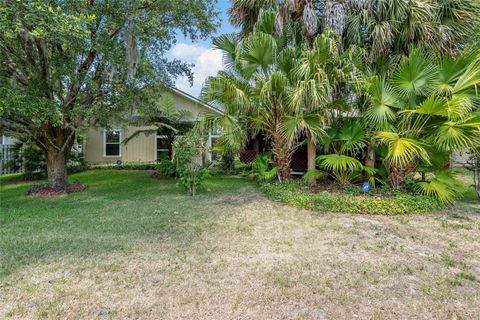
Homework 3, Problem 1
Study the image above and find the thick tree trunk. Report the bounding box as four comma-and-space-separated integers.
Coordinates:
306, 131, 316, 184
40, 126, 75, 189
44, 147, 69, 189
365, 140, 375, 167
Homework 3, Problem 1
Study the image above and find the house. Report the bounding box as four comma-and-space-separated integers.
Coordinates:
83, 87, 222, 164
1, 136, 20, 174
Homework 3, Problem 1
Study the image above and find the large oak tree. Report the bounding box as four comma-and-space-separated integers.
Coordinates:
0, 0, 218, 188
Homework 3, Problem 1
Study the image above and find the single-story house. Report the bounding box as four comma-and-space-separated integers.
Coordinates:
83, 87, 222, 164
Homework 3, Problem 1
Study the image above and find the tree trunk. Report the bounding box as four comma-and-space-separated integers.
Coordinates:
45, 147, 69, 189
365, 140, 375, 167
40, 126, 75, 189
271, 132, 292, 181
306, 131, 316, 184
388, 165, 407, 189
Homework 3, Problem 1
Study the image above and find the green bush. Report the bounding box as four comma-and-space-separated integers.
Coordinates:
88, 162, 157, 170
155, 159, 177, 177
4, 141, 45, 179
173, 133, 209, 195
261, 181, 445, 215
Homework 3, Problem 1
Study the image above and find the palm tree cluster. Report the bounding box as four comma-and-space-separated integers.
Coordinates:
201, 11, 355, 180
200, 0, 480, 203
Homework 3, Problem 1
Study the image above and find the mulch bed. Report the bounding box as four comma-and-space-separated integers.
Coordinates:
26, 182, 86, 196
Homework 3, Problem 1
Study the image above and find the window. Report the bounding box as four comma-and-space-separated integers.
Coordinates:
104, 129, 121, 156
156, 136, 170, 160
209, 135, 220, 161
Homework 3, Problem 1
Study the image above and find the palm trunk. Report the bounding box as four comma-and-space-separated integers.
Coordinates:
388, 165, 407, 189
306, 131, 316, 184
365, 140, 375, 167
271, 132, 292, 181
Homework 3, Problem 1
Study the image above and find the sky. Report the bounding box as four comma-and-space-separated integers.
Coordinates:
167, 1, 236, 98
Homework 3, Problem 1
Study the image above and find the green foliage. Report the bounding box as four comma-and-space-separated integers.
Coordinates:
317, 154, 363, 184
155, 159, 177, 178
302, 169, 328, 183
251, 154, 279, 182
261, 181, 445, 215
4, 141, 45, 179
173, 133, 209, 196
211, 138, 238, 174
234, 153, 280, 182
201, 13, 354, 180
88, 162, 157, 171
0, 0, 218, 187
412, 171, 462, 204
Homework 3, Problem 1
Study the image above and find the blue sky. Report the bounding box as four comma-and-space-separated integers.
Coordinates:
167, 0, 236, 97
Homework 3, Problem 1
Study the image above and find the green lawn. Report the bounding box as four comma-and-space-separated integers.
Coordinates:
1, 170, 479, 319
0, 170, 251, 278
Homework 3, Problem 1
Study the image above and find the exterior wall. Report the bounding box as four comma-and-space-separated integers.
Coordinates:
84, 125, 157, 164
84, 88, 219, 164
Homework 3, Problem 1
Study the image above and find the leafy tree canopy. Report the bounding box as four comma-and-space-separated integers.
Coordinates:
0, 0, 219, 188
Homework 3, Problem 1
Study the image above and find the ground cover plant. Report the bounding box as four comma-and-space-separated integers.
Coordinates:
1, 170, 479, 319
261, 180, 446, 215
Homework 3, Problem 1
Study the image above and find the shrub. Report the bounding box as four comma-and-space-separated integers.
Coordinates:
173, 133, 209, 195
4, 141, 45, 179
234, 153, 279, 182
261, 180, 445, 215
155, 159, 177, 177
89, 162, 157, 170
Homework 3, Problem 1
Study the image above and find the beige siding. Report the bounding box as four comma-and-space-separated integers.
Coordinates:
84, 89, 217, 164
84, 126, 157, 164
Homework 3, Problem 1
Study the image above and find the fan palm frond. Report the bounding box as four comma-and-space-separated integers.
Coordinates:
431, 114, 480, 151
302, 168, 328, 182
391, 49, 438, 99
338, 120, 367, 155
413, 171, 461, 204
363, 77, 397, 130
377, 132, 430, 167
317, 154, 363, 184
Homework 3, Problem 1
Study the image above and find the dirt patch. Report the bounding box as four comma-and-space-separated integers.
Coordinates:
26, 182, 86, 196
309, 180, 346, 193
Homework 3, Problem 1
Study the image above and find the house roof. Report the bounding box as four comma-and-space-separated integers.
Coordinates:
166, 86, 223, 115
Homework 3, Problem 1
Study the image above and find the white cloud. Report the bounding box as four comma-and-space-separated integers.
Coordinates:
169, 43, 223, 98
170, 43, 208, 61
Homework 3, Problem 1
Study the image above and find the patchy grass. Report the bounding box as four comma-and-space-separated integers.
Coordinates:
1, 170, 479, 319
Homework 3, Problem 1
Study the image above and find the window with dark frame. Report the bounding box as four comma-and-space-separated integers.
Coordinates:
105, 130, 121, 156
156, 136, 170, 160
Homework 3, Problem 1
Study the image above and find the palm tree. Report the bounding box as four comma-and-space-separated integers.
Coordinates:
365, 49, 480, 191
202, 11, 342, 180
229, 0, 319, 38
287, 29, 358, 182
345, 0, 480, 60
